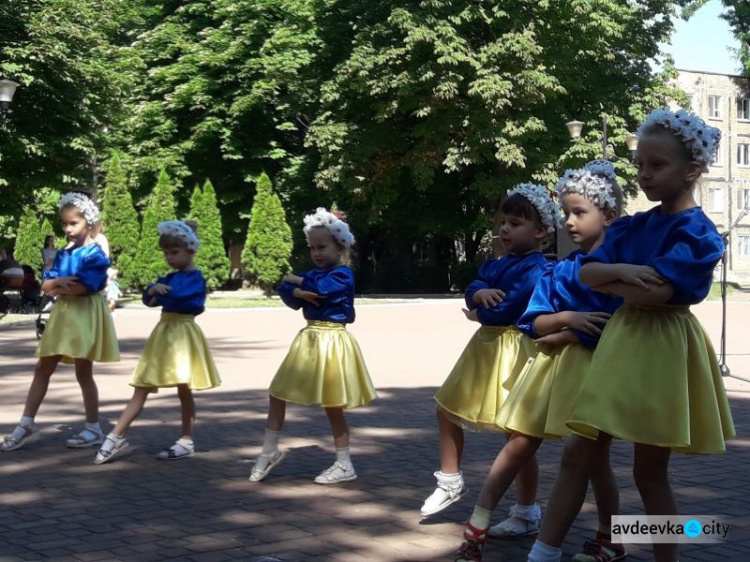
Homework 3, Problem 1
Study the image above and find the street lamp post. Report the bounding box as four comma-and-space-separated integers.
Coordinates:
565, 116, 639, 161
0, 79, 20, 121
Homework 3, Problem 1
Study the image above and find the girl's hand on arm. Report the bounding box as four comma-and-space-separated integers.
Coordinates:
579, 263, 623, 287
615, 265, 666, 290
472, 288, 506, 309
148, 283, 171, 296
293, 288, 327, 307
535, 330, 580, 346
565, 311, 611, 336
282, 274, 304, 286
462, 308, 479, 322
595, 281, 674, 305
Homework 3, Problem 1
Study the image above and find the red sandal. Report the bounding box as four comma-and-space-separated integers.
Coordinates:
454, 520, 489, 562
572, 533, 627, 562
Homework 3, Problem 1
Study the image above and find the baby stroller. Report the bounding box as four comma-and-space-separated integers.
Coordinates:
0, 259, 24, 319
35, 296, 54, 339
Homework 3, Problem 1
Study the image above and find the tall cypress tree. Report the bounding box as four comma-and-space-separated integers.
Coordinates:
132, 170, 176, 287
189, 180, 229, 291
101, 152, 140, 289
241, 173, 292, 291
14, 208, 42, 271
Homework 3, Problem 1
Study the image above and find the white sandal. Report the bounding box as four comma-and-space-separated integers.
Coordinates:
66, 427, 104, 449
1, 424, 35, 452
314, 461, 357, 485
156, 438, 195, 460
93, 435, 129, 465
249, 450, 286, 482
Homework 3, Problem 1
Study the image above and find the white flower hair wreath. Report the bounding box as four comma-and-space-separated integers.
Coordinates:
637, 107, 721, 167
58, 192, 101, 225
157, 220, 201, 250
506, 183, 561, 233
303, 207, 355, 248
556, 167, 617, 211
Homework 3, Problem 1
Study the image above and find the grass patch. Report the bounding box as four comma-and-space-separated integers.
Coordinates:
707, 282, 734, 301
0, 313, 34, 327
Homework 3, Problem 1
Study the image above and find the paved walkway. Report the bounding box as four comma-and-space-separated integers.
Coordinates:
0, 300, 749, 561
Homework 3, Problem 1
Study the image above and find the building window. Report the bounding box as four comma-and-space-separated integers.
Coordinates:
738, 144, 750, 166
739, 235, 750, 257
709, 95, 723, 119
739, 98, 750, 121
712, 142, 723, 166
739, 189, 750, 210
708, 188, 724, 213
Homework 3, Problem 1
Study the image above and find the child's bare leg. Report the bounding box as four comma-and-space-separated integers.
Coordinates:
325, 406, 350, 449
590, 435, 618, 532
249, 394, 287, 481
112, 387, 151, 436
177, 384, 195, 439
437, 408, 464, 473
515, 449, 539, 506
22, 355, 62, 418
528, 434, 601, 561
74, 359, 98, 423
634, 443, 677, 562
420, 408, 469, 516
477, 432, 542, 510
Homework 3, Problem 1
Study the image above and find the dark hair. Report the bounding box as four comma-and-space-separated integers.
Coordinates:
638, 124, 695, 165
500, 193, 543, 226
159, 220, 199, 250
22, 265, 36, 276
44, 235, 55, 247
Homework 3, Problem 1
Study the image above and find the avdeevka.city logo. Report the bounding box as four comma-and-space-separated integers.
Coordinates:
611, 515, 730, 544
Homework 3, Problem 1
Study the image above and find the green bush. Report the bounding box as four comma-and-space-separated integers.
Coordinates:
14, 208, 42, 270
131, 170, 176, 287
188, 180, 230, 291
241, 173, 293, 291
101, 152, 140, 289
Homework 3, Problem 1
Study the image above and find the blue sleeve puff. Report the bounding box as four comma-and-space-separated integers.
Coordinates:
652, 223, 724, 304
516, 267, 556, 339
43, 253, 62, 281
278, 280, 304, 310
151, 271, 207, 315
301, 267, 354, 297
476, 257, 548, 326
579, 216, 632, 266
77, 246, 110, 292
464, 262, 492, 310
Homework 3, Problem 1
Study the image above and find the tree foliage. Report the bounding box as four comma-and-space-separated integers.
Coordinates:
14, 207, 41, 269
241, 173, 293, 291
101, 152, 140, 289
131, 170, 176, 287
188, 180, 230, 291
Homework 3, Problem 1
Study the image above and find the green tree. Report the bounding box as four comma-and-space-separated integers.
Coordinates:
101, 152, 140, 289
189, 180, 230, 291
14, 208, 42, 269
131, 170, 176, 287
241, 173, 293, 291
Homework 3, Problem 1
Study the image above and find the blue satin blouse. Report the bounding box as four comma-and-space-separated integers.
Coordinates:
518, 251, 623, 348
278, 266, 356, 324
465, 252, 550, 326
580, 206, 723, 305
143, 270, 207, 315
43, 243, 110, 292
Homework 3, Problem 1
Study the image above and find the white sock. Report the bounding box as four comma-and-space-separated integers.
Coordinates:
20, 416, 34, 427
100, 432, 125, 453
260, 428, 280, 456
335, 446, 352, 467
11, 417, 34, 441
527, 540, 562, 562
469, 505, 492, 530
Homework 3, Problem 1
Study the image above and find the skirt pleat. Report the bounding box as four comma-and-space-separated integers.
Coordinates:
435, 326, 536, 432
269, 321, 376, 409
566, 305, 736, 454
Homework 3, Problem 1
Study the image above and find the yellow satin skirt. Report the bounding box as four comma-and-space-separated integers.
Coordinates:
496, 342, 593, 439
269, 321, 377, 409
435, 326, 536, 432
567, 305, 736, 454
130, 313, 221, 392
36, 294, 120, 364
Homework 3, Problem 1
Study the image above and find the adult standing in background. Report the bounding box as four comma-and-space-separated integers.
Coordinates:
42, 236, 58, 275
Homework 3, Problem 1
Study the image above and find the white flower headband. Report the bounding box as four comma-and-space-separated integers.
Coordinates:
157, 221, 201, 250
58, 192, 101, 225
506, 183, 561, 233
637, 107, 721, 167
555, 167, 617, 211
303, 207, 355, 248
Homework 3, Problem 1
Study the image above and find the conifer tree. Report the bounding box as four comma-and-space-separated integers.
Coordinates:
14, 208, 42, 270
188, 180, 230, 290
132, 170, 176, 287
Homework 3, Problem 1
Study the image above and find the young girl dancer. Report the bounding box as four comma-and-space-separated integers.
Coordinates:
2, 193, 119, 451
249, 208, 376, 484
454, 162, 624, 562
528, 109, 736, 562
421, 184, 558, 518
94, 221, 221, 464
